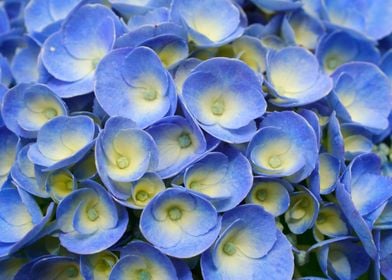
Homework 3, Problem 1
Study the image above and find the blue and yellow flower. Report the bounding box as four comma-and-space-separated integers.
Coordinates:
0, 126, 20, 187
250, 0, 301, 12
28, 115, 97, 171
182, 58, 266, 143
313, 203, 349, 241
201, 204, 294, 279
246, 177, 292, 216
95, 47, 177, 128
45, 169, 77, 203
247, 111, 318, 183
329, 62, 392, 132
147, 115, 216, 179
41, 4, 123, 97
95, 116, 158, 199
309, 153, 341, 195
183, 149, 253, 212
110, 241, 180, 280
266, 47, 332, 107
2, 83, 67, 138
56, 180, 128, 254
171, 0, 246, 47
140, 187, 221, 258
80, 250, 118, 280
316, 30, 380, 74
0, 185, 54, 258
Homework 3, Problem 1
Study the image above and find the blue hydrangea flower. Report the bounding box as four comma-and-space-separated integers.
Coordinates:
337, 153, 392, 259
246, 178, 292, 216
340, 123, 373, 160
2, 83, 67, 138
56, 180, 128, 254
380, 230, 392, 279
109, 0, 171, 17
80, 250, 118, 280
113, 172, 166, 209
182, 58, 266, 143
11, 39, 40, 83
231, 35, 267, 74
316, 30, 380, 74
308, 237, 370, 280
11, 144, 50, 198
95, 116, 158, 199
147, 116, 217, 179
310, 153, 341, 195
95, 47, 177, 128
250, 0, 301, 12
45, 169, 77, 203
265, 47, 332, 107
0, 186, 54, 258
127, 7, 170, 30
28, 115, 97, 171
329, 62, 392, 132
171, 0, 246, 47
285, 186, 319, 234
201, 204, 294, 279
25, 0, 82, 43
140, 187, 221, 258
183, 149, 253, 212
247, 111, 318, 183
313, 203, 348, 240
322, 0, 392, 40
14, 256, 81, 280
41, 4, 123, 97
110, 241, 180, 280
0, 126, 20, 187
281, 10, 325, 50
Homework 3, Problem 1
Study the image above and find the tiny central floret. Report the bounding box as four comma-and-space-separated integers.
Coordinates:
65, 266, 79, 278
290, 208, 306, 220
143, 89, 158, 101
116, 156, 130, 169
177, 133, 192, 148
256, 189, 267, 201
44, 108, 57, 119
136, 191, 149, 202
211, 99, 225, 116
87, 207, 99, 221
223, 242, 237, 256
168, 207, 182, 221
137, 270, 152, 280
268, 155, 282, 168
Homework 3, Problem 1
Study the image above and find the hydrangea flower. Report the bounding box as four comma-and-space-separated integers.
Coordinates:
247, 111, 318, 183
140, 187, 221, 258
171, 0, 247, 47
0, 126, 20, 187
329, 62, 392, 132
313, 203, 348, 240
110, 241, 182, 280
28, 115, 97, 171
45, 169, 77, 203
265, 47, 332, 107
95, 116, 158, 198
246, 178, 292, 216
80, 250, 118, 280
56, 180, 129, 254
309, 153, 341, 195
2, 83, 67, 138
0, 185, 54, 258
201, 204, 294, 279
41, 4, 123, 97
95, 47, 177, 128
183, 149, 253, 212
182, 58, 266, 143
250, 0, 302, 12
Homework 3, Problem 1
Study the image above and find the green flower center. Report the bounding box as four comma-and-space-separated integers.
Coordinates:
268, 155, 282, 168
87, 207, 99, 221
44, 108, 58, 119
66, 180, 74, 190
116, 156, 130, 169
317, 213, 327, 224
143, 89, 158, 101
136, 191, 149, 202
223, 242, 237, 256
256, 189, 267, 201
168, 207, 182, 221
211, 99, 225, 116
137, 270, 152, 280
177, 133, 192, 148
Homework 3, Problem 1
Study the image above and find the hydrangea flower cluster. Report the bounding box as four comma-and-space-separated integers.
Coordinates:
0, 0, 392, 279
